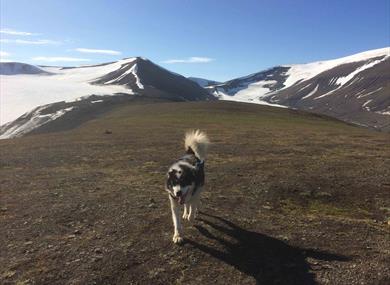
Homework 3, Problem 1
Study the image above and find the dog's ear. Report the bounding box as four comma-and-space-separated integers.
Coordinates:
186, 146, 195, 156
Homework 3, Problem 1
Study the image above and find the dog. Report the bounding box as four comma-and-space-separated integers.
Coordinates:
165, 130, 210, 244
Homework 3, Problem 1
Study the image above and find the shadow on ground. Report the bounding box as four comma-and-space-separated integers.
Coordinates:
187, 212, 350, 285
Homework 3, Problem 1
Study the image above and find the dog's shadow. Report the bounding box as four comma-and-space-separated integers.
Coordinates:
187, 212, 350, 285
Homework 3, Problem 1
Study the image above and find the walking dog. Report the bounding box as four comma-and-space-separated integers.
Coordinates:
165, 130, 210, 244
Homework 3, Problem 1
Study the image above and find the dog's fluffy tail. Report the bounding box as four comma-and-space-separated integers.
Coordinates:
184, 130, 210, 161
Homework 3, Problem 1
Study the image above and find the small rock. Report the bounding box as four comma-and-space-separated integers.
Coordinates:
94, 248, 103, 254
299, 191, 312, 197
24, 241, 33, 245
316, 191, 332, 198
262, 205, 273, 210
74, 229, 81, 235
189, 256, 198, 265
0, 207, 8, 212
104, 130, 112, 134
148, 203, 157, 209
92, 256, 103, 262
3, 271, 16, 278
277, 235, 289, 241
310, 261, 319, 265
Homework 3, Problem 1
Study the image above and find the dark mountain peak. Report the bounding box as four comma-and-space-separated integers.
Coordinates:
92, 57, 213, 101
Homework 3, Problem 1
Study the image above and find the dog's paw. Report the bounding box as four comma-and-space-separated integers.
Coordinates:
172, 234, 184, 244
182, 213, 189, 220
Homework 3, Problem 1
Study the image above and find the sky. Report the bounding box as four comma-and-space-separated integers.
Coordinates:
0, 0, 389, 81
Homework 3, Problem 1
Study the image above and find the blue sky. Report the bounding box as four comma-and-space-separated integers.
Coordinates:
1, 0, 389, 81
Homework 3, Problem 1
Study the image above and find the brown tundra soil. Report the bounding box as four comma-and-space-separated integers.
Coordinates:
1, 101, 389, 285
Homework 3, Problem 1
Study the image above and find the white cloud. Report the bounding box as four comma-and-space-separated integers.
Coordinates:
0, 51, 12, 62
0, 51, 10, 57
0, 39, 61, 45
75, 48, 121, 55
162, 57, 215, 64
32, 57, 91, 62
0, 28, 39, 36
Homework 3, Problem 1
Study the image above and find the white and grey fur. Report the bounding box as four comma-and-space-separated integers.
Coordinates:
165, 130, 210, 244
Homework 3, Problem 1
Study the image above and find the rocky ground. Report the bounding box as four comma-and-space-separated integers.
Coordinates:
1, 101, 389, 284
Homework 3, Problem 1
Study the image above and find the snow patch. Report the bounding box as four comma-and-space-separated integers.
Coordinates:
130, 64, 144, 89
297, 83, 312, 92
335, 58, 386, 87
302, 84, 319, 99
362, 99, 372, 110
1, 58, 137, 124
356, 87, 383, 99
314, 89, 337, 100
213, 79, 278, 103
377, 111, 390, 115
214, 80, 287, 109
282, 47, 389, 89
0, 106, 75, 139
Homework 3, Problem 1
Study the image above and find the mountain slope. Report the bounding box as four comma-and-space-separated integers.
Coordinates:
269, 56, 390, 130
0, 62, 50, 75
188, 77, 221, 87
208, 47, 390, 130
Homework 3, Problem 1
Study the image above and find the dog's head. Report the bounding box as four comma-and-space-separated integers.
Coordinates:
165, 163, 196, 204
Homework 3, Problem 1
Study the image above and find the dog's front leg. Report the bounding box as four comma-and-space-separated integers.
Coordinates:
169, 195, 183, 244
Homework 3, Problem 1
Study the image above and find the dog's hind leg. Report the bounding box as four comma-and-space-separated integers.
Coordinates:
188, 187, 202, 223
183, 204, 189, 220
169, 195, 184, 244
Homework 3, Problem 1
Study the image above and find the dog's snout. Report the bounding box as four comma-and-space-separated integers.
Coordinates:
176, 190, 182, 197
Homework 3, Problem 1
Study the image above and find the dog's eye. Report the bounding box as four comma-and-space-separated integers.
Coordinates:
178, 170, 182, 174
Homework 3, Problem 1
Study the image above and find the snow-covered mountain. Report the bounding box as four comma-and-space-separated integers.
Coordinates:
207, 47, 390, 130
1, 47, 389, 139
0, 58, 212, 138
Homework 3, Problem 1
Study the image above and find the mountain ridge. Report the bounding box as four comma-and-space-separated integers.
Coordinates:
0, 47, 389, 138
